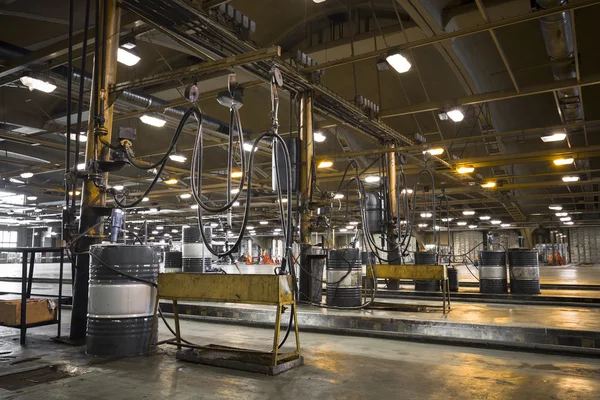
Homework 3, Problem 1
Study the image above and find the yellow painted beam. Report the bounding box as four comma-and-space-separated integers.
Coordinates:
158, 273, 294, 305
373, 264, 447, 280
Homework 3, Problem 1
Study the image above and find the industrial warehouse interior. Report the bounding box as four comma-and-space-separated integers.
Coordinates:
1, 0, 600, 398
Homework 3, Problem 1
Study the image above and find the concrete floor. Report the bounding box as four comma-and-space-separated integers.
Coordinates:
1, 312, 599, 399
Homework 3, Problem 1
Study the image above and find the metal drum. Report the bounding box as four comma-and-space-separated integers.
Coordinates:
478, 250, 508, 294
448, 267, 459, 292
163, 251, 182, 273
298, 246, 326, 303
508, 248, 541, 294
87, 244, 160, 356
326, 249, 362, 307
414, 252, 439, 292
182, 226, 210, 273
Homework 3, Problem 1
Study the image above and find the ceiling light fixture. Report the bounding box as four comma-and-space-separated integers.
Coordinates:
20, 172, 33, 179
457, 166, 474, 174
333, 193, 344, 199
553, 157, 574, 166
169, 153, 187, 163
260, 221, 268, 225
457, 221, 467, 226
385, 52, 411, 73
345, 225, 355, 229
364, 176, 380, 183
549, 204, 562, 211
19, 73, 56, 93
152, 230, 159, 234
446, 109, 464, 122
318, 160, 333, 169
180, 193, 191, 199
401, 188, 413, 194
469, 225, 478, 229
564, 221, 574, 225
555, 212, 568, 217
560, 217, 571, 222
562, 176, 580, 182
350, 221, 359, 225
441, 218, 453, 222
491, 220, 502, 225
156, 226, 164, 230
77, 163, 86, 170
27, 196, 37, 201
417, 223, 428, 228
479, 216, 491, 220
276, 198, 288, 203
242, 142, 258, 152
463, 210, 475, 216
117, 47, 141, 66
163, 178, 178, 185
314, 132, 326, 142
420, 212, 432, 218
231, 171, 243, 178
541, 132, 567, 142
423, 148, 444, 156
231, 188, 240, 194
501, 223, 511, 227
481, 181, 496, 188
142, 197, 150, 202
140, 113, 166, 127
112, 185, 124, 191
233, 201, 240, 206
191, 204, 198, 209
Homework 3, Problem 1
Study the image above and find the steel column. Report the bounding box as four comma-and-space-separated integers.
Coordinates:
386, 143, 400, 289
299, 92, 314, 244
70, 0, 121, 342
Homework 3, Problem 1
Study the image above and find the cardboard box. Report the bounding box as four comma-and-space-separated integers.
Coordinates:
0, 299, 57, 326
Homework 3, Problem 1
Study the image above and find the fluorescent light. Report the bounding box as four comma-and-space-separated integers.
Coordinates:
34, 208, 42, 212
364, 176, 380, 183
250, 232, 256, 235
140, 113, 166, 127
171, 229, 178, 233
112, 185, 124, 191
313, 0, 327, 3
142, 197, 150, 202
457, 221, 467, 226
549, 204, 562, 211
469, 225, 477, 229
77, 163, 86, 170
556, 212, 568, 217
68, 190, 81, 196
463, 210, 475, 216
276, 198, 288, 203
274, 228, 282, 232
501, 223, 511, 227
491, 220, 502, 225
180, 193, 191, 199
479, 216, 491, 220
318, 160, 333, 169
350, 221, 359, 225
231, 171, 243, 178
164, 233, 171, 237
441, 218, 453, 222
152, 230, 159, 234
385, 53, 411, 73
233, 201, 240, 207
401, 189, 413, 194
560, 217, 571, 222
169, 153, 187, 163
231, 188, 240, 194
156, 226, 164, 230
27, 196, 37, 201
553, 158, 574, 166
541, 133, 566, 142
20, 172, 33, 179
260, 221, 268, 225
446, 109, 464, 122
564, 221, 574, 225
19, 75, 56, 93
314, 132, 326, 142
423, 148, 444, 156
339, 228, 348, 232
345, 225, 355, 229
9, 178, 24, 184
149, 207, 158, 212
117, 47, 141, 66
481, 181, 496, 188
164, 178, 178, 185
420, 212, 432, 218
334, 193, 344, 199
562, 176, 580, 182
457, 166, 474, 174
243, 143, 258, 152
417, 223, 427, 228
246, 226, 254, 230
191, 204, 198, 209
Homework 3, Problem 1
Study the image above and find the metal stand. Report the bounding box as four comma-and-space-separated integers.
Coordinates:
0, 247, 65, 345
149, 273, 303, 375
